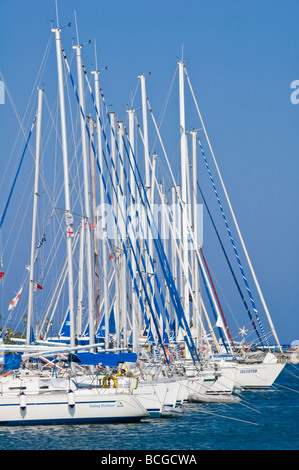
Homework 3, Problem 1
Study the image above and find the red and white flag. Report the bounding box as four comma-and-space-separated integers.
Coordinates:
66, 227, 74, 238
34, 283, 43, 292
8, 287, 23, 311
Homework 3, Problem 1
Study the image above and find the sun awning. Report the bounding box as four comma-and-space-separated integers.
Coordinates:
68, 352, 137, 366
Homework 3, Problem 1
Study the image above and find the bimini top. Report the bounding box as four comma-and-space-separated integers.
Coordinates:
68, 351, 138, 367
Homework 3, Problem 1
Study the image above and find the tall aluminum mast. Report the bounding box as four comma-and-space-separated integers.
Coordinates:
110, 112, 120, 348
92, 69, 110, 349
190, 130, 201, 349
52, 26, 75, 348
139, 73, 151, 191
73, 43, 95, 346
26, 88, 43, 345
89, 117, 100, 329
127, 108, 139, 354
178, 61, 190, 328
117, 121, 127, 347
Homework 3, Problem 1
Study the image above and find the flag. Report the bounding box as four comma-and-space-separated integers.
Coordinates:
67, 227, 74, 238
0, 271, 4, 280
66, 213, 73, 226
34, 283, 43, 291
1, 327, 8, 341
109, 253, 114, 260
8, 287, 23, 311
37, 232, 46, 249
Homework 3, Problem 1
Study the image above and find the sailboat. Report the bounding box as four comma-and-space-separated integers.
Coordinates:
0, 5, 286, 427
0, 24, 150, 426
0, 369, 148, 426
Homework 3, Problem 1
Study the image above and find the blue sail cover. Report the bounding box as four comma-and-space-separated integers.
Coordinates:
3, 353, 22, 371
70, 352, 138, 366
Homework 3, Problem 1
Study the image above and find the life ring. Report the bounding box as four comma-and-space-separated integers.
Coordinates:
102, 375, 118, 388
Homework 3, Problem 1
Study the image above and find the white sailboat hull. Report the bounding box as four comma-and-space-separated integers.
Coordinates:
176, 378, 189, 404
234, 362, 285, 389
178, 373, 216, 402
132, 381, 167, 417
0, 388, 148, 425
132, 378, 181, 417
161, 379, 181, 416
206, 365, 236, 394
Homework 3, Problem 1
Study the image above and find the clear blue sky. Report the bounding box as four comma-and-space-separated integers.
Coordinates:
0, 0, 298, 345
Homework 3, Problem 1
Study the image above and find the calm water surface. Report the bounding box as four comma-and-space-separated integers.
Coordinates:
0, 364, 298, 450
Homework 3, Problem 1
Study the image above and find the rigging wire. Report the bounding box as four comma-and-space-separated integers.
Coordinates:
197, 181, 264, 346
184, 64, 281, 350
196, 134, 268, 347
0, 33, 53, 194
141, 95, 233, 353
196, 406, 258, 426
150, 64, 178, 154
0, 116, 36, 232
80, 53, 198, 361
61, 48, 168, 357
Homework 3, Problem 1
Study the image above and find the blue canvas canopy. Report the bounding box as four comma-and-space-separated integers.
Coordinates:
3, 353, 22, 371
69, 352, 137, 367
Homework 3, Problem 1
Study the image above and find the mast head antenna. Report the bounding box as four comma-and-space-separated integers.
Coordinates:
138, 72, 151, 78
55, 0, 59, 28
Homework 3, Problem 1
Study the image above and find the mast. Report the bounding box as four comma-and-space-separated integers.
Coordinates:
89, 116, 100, 328
127, 108, 139, 354
171, 185, 178, 338
117, 120, 126, 245
52, 26, 75, 348
178, 61, 190, 328
110, 111, 120, 347
149, 153, 157, 275
26, 87, 43, 345
92, 69, 110, 348
161, 185, 170, 317
139, 73, 151, 283
151, 153, 157, 206
117, 121, 127, 347
139, 73, 150, 190
77, 217, 85, 337
190, 130, 201, 349
74, 43, 95, 346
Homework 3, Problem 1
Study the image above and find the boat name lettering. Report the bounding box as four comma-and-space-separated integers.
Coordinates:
240, 369, 258, 374
90, 403, 115, 408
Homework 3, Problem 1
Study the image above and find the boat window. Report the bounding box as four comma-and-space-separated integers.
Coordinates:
8, 386, 26, 390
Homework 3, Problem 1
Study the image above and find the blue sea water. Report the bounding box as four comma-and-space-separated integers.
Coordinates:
0, 364, 298, 451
